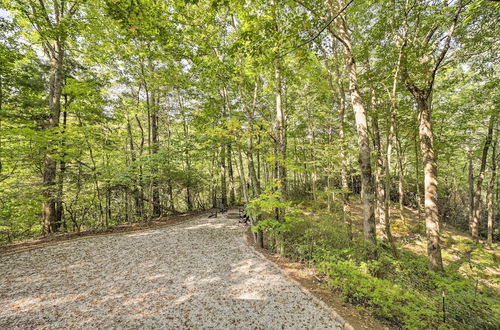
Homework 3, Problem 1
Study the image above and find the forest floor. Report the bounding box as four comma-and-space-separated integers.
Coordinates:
345, 200, 499, 289
0, 212, 351, 329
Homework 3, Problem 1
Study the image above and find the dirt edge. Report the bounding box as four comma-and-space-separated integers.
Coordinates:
0, 211, 206, 257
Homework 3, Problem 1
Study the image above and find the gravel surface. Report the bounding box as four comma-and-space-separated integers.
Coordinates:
0, 213, 350, 329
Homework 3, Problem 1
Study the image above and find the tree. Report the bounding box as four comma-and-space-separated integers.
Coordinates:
326, 0, 376, 243
400, 0, 468, 271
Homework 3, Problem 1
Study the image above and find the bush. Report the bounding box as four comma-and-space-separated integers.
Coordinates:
267, 211, 500, 329
317, 259, 438, 329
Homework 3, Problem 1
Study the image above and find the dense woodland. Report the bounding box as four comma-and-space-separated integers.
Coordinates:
0, 0, 499, 328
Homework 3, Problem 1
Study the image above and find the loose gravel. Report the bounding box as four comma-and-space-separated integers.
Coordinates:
0, 213, 350, 329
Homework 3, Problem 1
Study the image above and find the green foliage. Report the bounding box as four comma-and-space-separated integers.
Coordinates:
247, 182, 290, 234
273, 209, 500, 329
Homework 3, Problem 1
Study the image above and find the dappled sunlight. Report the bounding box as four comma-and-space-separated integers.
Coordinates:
184, 222, 226, 230
347, 198, 500, 289
124, 230, 162, 238
0, 213, 344, 329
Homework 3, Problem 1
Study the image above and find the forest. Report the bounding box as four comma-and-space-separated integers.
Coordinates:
0, 0, 499, 329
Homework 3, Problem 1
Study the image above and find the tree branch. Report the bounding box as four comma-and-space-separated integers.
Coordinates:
280, 0, 354, 58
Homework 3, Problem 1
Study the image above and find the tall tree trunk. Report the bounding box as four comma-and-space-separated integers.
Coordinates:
329, 0, 376, 243
415, 132, 423, 224
396, 136, 405, 220
135, 114, 145, 218
487, 140, 497, 246
148, 90, 161, 217
210, 151, 217, 208
126, 114, 142, 219
245, 81, 261, 197
324, 50, 352, 238
371, 95, 398, 257
221, 85, 236, 206
417, 94, 443, 271
168, 180, 176, 214
471, 116, 495, 241
401, 0, 464, 271
105, 184, 111, 227
220, 145, 227, 208
178, 93, 193, 212
386, 33, 406, 224
275, 57, 287, 221
274, 58, 287, 208
228, 144, 236, 206
56, 110, 67, 231
42, 42, 64, 235
237, 146, 249, 203
468, 147, 475, 228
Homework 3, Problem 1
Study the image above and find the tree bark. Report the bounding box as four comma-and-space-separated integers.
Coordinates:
228, 144, 236, 206
42, 40, 64, 235
324, 49, 352, 238
275, 57, 287, 219
417, 94, 443, 271
245, 82, 261, 197
371, 93, 398, 257
135, 114, 145, 218
396, 136, 405, 220
487, 140, 497, 246
400, 0, 464, 271
468, 147, 475, 228
56, 110, 67, 231
151, 95, 161, 217
471, 116, 495, 241
237, 146, 249, 203
220, 145, 227, 207
328, 0, 376, 243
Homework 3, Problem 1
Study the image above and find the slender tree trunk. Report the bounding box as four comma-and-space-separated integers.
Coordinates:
126, 114, 141, 219
135, 114, 145, 218
245, 81, 261, 197
42, 42, 64, 234
178, 93, 193, 212
275, 57, 287, 220
371, 95, 398, 257
220, 146, 227, 207
385, 31, 406, 225
468, 147, 475, 228
396, 136, 405, 220
247, 142, 261, 197
228, 144, 236, 206
124, 189, 130, 223
105, 184, 111, 227
329, 0, 376, 243
149, 92, 161, 217
56, 110, 67, 231
237, 146, 249, 203
415, 132, 423, 224
471, 116, 495, 241
324, 51, 352, 238
307, 104, 317, 201
168, 180, 176, 214
487, 140, 497, 246
210, 151, 217, 208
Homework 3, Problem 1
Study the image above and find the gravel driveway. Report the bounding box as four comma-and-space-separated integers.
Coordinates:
0, 213, 350, 329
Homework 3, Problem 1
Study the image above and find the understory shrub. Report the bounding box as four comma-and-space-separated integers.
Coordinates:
270, 208, 500, 329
